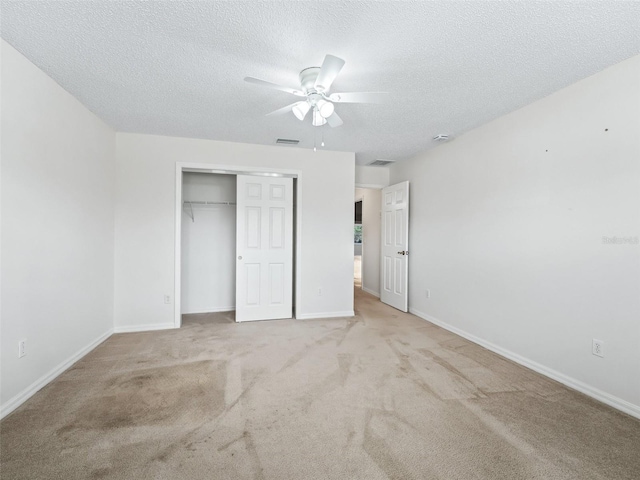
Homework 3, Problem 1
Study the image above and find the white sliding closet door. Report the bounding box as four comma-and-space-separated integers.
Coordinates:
236, 175, 293, 322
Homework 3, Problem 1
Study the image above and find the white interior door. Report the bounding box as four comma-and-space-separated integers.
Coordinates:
236, 175, 293, 322
381, 181, 409, 312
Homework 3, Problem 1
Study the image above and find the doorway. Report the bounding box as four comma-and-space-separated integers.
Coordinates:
354, 199, 363, 288
354, 187, 382, 297
174, 163, 302, 327
181, 173, 236, 315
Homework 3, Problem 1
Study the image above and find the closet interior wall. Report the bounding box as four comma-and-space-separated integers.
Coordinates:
181, 173, 236, 314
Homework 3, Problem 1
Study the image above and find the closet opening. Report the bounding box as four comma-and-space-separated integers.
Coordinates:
174, 164, 301, 327
181, 172, 237, 322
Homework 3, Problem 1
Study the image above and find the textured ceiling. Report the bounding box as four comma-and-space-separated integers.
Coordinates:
1, 1, 639, 165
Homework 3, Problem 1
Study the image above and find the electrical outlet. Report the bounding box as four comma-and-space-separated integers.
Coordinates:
18, 339, 26, 358
318, 287, 322, 297
425, 289, 431, 298
164, 294, 171, 304
592, 339, 604, 358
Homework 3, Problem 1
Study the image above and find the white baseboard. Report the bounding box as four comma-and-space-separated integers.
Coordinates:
362, 286, 380, 298
182, 306, 236, 315
113, 323, 176, 333
410, 308, 640, 420
0, 328, 113, 420
296, 310, 355, 320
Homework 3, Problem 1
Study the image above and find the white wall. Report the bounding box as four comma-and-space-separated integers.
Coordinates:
356, 188, 382, 297
114, 133, 355, 329
390, 55, 640, 417
355, 165, 389, 188
181, 173, 236, 314
1, 41, 115, 415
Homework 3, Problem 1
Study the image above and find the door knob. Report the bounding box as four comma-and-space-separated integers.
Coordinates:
397, 251, 407, 255
238, 256, 243, 260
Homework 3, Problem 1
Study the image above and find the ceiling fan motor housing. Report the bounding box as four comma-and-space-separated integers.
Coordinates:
299, 67, 335, 123
299, 67, 322, 93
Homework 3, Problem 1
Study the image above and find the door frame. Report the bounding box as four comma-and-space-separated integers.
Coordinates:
174, 162, 302, 328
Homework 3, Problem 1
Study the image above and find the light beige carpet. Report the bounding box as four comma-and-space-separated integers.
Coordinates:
1, 288, 639, 479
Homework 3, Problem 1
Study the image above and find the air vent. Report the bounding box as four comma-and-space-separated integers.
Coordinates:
433, 134, 450, 142
368, 159, 395, 167
276, 138, 300, 145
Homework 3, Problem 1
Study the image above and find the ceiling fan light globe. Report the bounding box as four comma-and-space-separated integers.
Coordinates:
312, 108, 327, 126
317, 99, 335, 119
292, 101, 310, 121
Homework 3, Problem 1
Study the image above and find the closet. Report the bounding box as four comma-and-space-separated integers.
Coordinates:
181, 173, 237, 314
180, 171, 295, 322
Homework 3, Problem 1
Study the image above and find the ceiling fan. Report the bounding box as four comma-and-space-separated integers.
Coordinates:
244, 54, 383, 128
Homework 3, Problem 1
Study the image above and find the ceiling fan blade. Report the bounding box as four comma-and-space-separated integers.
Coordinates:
244, 77, 305, 96
314, 55, 345, 91
326, 111, 343, 128
329, 92, 386, 104
266, 102, 300, 116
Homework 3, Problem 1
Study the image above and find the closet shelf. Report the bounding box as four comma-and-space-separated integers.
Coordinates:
183, 200, 236, 206
183, 200, 236, 222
